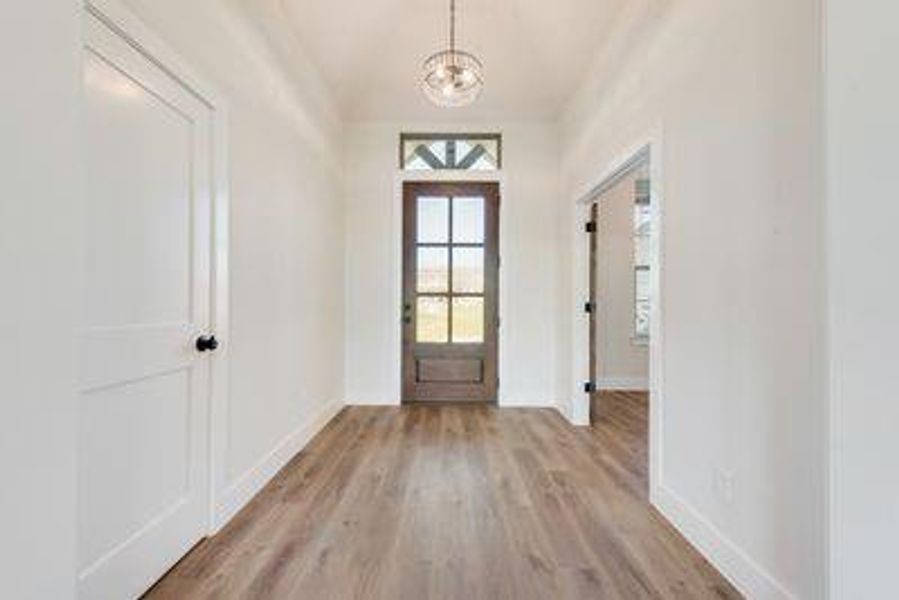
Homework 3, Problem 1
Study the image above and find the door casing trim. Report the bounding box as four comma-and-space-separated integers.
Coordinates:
568, 125, 664, 508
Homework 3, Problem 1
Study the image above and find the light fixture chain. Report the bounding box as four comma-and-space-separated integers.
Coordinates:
450, 0, 456, 54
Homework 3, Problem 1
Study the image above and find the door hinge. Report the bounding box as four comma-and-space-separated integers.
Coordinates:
585, 221, 597, 233
584, 381, 596, 394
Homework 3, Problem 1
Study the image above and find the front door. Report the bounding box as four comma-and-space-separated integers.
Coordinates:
402, 182, 499, 403
78, 8, 215, 599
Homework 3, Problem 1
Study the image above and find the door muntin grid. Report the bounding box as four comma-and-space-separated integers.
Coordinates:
415, 195, 486, 344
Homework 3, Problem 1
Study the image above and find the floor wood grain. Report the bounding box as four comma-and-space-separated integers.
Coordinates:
144, 393, 741, 599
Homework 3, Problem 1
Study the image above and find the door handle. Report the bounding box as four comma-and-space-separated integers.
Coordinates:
196, 335, 219, 353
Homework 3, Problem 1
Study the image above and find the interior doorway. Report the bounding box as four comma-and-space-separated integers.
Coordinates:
401, 181, 500, 403
586, 156, 652, 421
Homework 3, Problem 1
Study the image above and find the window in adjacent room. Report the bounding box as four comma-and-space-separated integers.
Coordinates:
633, 178, 652, 342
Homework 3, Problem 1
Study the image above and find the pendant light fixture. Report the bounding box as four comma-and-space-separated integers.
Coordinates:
421, 0, 484, 108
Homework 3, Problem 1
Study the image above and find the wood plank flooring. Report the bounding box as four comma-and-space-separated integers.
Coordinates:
145, 393, 741, 599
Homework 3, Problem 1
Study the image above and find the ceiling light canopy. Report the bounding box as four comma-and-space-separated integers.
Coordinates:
421, 0, 484, 108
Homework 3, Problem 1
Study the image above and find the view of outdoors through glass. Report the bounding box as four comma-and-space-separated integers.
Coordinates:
416, 195, 486, 343
634, 178, 651, 339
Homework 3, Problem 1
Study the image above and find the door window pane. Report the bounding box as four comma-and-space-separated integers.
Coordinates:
418, 197, 449, 243
417, 297, 449, 343
452, 297, 484, 343
418, 248, 449, 293
452, 197, 485, 243
452, 248, 484, 293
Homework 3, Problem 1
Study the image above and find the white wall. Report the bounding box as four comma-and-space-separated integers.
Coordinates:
595, 170, 649, 389
826, 1, 899, 597
12, 3, 887, 598
344, 122, 563, 407
0, 1, 81, 597
119, 0, 346, 520
561, 1, 826, 597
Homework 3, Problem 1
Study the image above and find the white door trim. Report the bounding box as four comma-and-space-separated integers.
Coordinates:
84, 0, 231, 536
567, 124, 665, 504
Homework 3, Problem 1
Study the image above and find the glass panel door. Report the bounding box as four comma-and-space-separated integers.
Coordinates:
403, 182, 499, 403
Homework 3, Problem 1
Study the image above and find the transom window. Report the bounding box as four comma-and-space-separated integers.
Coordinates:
401, 133, 502, 171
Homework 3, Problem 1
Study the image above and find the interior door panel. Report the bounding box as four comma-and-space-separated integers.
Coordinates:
79, 9, 214, 599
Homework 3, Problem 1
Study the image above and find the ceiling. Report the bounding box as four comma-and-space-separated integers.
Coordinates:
250, 0, 632, 122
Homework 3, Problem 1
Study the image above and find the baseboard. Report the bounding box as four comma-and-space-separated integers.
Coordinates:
653, 485, 796, 600
499, 398, 557, 408
347, 399, 558, 408
598, 376, 649, 390
555, 401, 590, 427
213, 400, 344, 530
345, 398, 400, 406
561, 411, 591, 427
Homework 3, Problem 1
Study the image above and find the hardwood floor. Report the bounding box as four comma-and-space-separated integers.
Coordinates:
145, 393, 740, 599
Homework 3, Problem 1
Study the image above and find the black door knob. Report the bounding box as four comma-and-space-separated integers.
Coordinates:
196, 335, 219, 353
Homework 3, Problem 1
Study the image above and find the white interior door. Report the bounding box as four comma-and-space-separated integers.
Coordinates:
78, 9, 214, 599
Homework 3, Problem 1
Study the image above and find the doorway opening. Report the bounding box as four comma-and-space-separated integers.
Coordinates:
584, 146, 660, 452
580, 143, 661, 496
401, 181, 500, 404
587, 158, 652, 423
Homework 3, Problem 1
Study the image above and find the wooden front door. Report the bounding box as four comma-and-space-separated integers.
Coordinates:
402, 182, 499, 403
